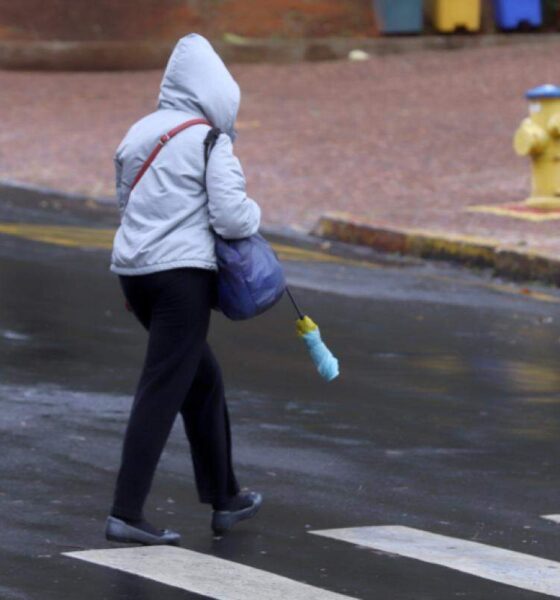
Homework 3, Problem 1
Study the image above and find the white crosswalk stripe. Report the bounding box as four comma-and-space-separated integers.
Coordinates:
543, 515, 560, 524
64, 546, 358, 600
310, 525, 560, 598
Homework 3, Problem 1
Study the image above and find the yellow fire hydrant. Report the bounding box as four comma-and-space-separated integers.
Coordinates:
513, 84, 560, 210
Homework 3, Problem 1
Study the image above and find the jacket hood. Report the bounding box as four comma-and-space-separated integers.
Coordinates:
158, 34, 240, 140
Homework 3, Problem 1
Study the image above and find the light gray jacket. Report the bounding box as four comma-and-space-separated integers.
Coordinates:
110, 34, 261, 275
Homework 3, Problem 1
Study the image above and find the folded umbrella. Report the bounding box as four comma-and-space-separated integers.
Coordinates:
286, 288, 340, 382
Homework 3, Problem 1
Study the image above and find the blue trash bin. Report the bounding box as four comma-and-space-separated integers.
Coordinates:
374, 0, 423, 34
492, 0, 542, 30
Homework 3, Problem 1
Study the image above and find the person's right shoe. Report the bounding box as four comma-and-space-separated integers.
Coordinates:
105, 516, 181, 546
211, 490, 263, 535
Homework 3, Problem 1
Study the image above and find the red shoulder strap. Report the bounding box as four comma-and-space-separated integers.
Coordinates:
130, 118, 211, 191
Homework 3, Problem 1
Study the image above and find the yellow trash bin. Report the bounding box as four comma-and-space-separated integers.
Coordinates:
429, 0, 481, 32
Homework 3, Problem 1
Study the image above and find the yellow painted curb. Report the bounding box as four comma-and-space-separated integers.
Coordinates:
467, 204, 560, 222
312, 211, 560, 285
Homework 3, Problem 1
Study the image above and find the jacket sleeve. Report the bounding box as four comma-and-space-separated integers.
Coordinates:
206, 134, 261, 239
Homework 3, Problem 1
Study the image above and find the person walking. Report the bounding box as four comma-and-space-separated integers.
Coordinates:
106, 34, 263, 546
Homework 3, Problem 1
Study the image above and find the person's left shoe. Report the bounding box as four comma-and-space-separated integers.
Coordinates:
211, 490, 263, 535
105, 516, 181, 546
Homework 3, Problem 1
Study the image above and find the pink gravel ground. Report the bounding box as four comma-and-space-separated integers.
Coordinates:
1, 41, 559, 255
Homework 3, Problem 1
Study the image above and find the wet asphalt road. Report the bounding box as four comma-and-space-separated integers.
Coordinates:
1, 194, 560, 599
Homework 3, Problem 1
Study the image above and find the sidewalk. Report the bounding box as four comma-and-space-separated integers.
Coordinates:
1, 40, 560, 282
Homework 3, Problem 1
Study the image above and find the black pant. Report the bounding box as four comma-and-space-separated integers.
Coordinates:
112, 268, 240, 521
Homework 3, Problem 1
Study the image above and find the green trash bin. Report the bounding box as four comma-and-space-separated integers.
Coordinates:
374, 0, 424, 34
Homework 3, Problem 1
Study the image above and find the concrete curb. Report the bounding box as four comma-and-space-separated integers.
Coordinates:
1, 33, 560, 70
0, 180, 415, 267
0, 179, 113, 206
312, 211, 560, 286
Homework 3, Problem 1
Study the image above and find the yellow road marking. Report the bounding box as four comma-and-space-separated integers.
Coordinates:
1, 222, 559, 304
272, 243, 376, 268
467, 204, 560, 222
0, 223, 114, 249
0, 223, 376, 268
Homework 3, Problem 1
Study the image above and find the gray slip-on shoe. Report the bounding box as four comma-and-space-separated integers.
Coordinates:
211, 491, 263, 535
105, 516, 181, 546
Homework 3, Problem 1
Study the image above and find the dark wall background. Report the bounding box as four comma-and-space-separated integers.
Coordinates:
0, 0, 376, 41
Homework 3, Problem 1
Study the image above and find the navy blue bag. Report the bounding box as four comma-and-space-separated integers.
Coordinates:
205, 129, 285, 320
214, 233, 285, 320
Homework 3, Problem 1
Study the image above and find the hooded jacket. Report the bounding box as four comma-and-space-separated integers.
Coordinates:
110, 34, 261, 275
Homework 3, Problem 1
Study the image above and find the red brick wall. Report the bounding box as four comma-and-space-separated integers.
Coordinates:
0, 0, 376, 41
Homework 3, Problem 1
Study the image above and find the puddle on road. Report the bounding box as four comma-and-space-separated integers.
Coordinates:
0, 382, 130, 417
1, 329, 30, 342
